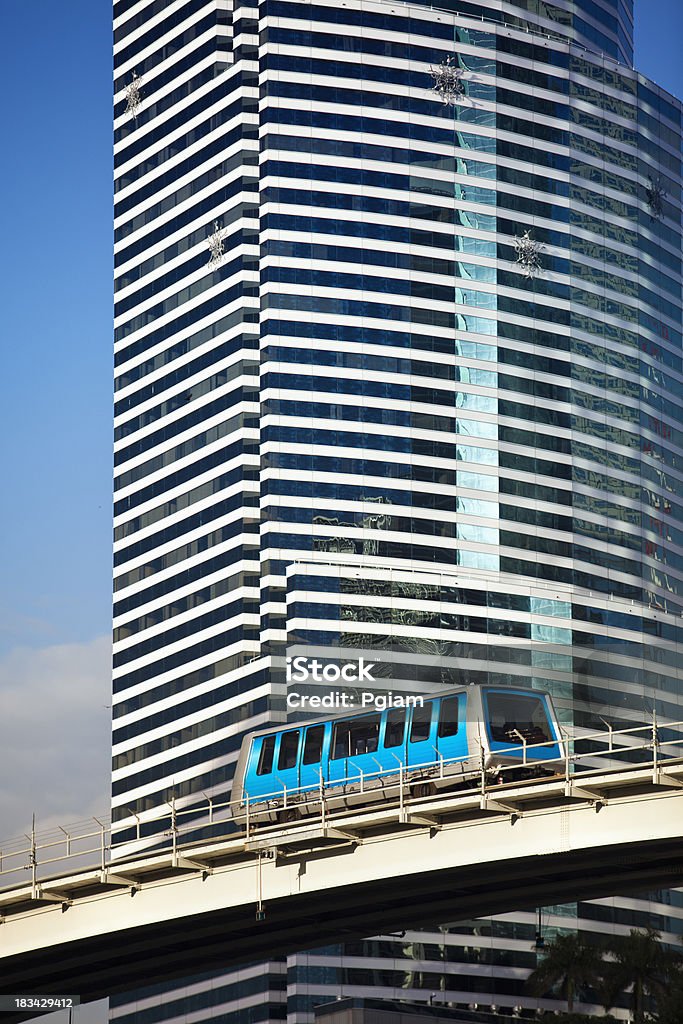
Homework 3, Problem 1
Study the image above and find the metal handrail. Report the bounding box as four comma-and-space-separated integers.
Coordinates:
228, 719, 683, 810
1, 715, 683, 886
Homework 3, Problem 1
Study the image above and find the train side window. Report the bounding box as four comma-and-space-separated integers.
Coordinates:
332, 721, 352, 759
384, 708, 406, 748
437, 696, 459, 738
257, 735, 275, 775
332, 716, 380, 759
410, 701, 433, 743
278, 729, 300, 770
303, 725, 324, 765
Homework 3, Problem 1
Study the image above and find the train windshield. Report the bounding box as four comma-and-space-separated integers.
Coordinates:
486, 692, 552, 745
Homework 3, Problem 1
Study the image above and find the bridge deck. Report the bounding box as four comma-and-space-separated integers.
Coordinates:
1, 758, 683, 1015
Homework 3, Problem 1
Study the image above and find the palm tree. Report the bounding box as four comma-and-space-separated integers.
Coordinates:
525, 933, 604, 1013
653, 965, 683, 1023
603, 928, 680, 1024
655, 974, 683, 1024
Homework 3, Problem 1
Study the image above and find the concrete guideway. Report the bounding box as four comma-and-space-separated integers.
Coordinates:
1, 761, 683, 1017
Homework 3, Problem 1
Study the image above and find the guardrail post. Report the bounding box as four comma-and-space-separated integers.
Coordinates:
94, 817, 107, 872
599, 717, 614, 754
29, 813, 37, 892
562, 729, 570, 786
168, 797, 178, 861
245, 795, 251, 841
511, 730, 527, 766
399, 763, 404, 817
57, 826, 70, 859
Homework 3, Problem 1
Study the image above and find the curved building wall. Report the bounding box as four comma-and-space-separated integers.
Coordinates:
502, 0, 634, 64
254, 3, 682, 1015
257, 0, 683, 716
111, 0, 681, 1020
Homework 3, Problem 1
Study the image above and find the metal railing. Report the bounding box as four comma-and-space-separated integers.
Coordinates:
1, 715, 682, 891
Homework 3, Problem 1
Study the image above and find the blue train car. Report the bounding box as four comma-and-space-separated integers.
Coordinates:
231, 686, 563, 825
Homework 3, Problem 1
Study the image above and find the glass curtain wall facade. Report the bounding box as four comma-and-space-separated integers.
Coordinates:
112, 0, 683, 1019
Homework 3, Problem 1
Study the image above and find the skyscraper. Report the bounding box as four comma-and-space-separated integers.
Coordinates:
112, 0, 682, 1019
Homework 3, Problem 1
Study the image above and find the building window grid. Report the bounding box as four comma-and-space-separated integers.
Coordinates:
112, 0, 683, 1019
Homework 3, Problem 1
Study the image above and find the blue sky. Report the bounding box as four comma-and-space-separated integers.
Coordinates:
0, 0, 113, 655
634, 0, 683, 97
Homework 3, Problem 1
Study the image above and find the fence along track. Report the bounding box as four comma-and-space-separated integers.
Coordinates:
1, 715, 682, 894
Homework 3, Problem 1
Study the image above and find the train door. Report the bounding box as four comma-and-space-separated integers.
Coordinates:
273, 727, 301, 796
299, 723, 327, 791
381, 706, 408, 770
328, 713, 382, 787
406, 700, 437, 767
435, 693, 469, 761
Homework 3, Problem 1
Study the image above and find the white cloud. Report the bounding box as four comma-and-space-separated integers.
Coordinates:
0, 635, 111, 842
0, 637, 112, 1022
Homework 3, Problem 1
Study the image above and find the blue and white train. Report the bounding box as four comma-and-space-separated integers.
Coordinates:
231, 686, 564, 825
